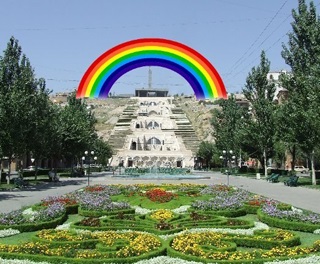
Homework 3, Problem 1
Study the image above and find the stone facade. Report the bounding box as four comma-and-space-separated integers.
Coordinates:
109, 97, 195, 168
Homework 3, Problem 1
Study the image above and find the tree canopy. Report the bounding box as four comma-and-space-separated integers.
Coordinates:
0, 37, 113, 175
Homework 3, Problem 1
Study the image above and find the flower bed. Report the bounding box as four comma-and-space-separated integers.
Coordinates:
168, 230, 316, 263
143, 188, 178, 203
72, 209, 255, 235
41, 195, 78, 214
0, 183, 319, 264
191, 187, 249, 215
0, 204, 67, 232
257, 202, 320, 232
0, 230, 166, 263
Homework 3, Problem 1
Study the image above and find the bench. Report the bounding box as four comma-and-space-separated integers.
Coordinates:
48, 170, 60, 182
266, 173, 277, 181
267, 174, 280, 183
284, 176, 299, 187
13, 177, 29, 188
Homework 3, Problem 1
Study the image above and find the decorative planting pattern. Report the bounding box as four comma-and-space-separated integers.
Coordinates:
0, 183, 319, 263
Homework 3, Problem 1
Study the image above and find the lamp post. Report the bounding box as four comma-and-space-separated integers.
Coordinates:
82, 151, 97, 186
220, 150, 236, 186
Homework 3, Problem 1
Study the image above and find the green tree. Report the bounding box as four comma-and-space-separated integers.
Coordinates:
58, 92, 97, 167
0, 37, 42, 179
242, 51, 276, 177
26, 79, 54, 179
211, 95, 246, 164
280, 0, 320, 184
93, 137, 113, 166
197, 141, 218, 169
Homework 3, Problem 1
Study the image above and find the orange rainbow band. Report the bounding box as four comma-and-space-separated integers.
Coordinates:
77, 38, 227, 99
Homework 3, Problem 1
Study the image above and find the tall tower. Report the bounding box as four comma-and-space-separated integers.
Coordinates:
148, 66, 152, 89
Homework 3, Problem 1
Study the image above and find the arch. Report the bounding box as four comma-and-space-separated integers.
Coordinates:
147, 137, 161, 145
147, 121, 160, 129
131, 141, 137, 150
76, 38, 227, 100
148, 110, 158, 116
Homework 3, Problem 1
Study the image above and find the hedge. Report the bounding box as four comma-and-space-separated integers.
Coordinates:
78, 207, 135, 217
257, 209, 320, 232
0, 239, 167, 264
166, 246, 309, 264
0, 213, 67, 232
189, 208, 247, 218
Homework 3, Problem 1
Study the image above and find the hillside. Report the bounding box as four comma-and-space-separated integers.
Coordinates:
174, 97, 218, 142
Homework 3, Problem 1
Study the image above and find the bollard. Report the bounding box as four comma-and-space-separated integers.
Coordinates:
256, 173, 261, 180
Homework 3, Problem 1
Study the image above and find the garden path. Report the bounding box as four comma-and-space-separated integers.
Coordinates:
0, 171, 318, 214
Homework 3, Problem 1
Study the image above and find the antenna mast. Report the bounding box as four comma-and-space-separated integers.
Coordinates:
148, 67, 152, 89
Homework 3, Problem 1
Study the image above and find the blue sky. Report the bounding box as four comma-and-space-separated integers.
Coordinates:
1, 0, 319, 96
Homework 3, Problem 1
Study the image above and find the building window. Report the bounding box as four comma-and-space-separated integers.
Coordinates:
147, 137, 161, 145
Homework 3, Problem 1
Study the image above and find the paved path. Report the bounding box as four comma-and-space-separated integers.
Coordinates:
0, 171, 319, 214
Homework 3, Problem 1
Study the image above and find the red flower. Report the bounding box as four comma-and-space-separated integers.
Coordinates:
42, 197, 77, 207
144, 188, 177, 203
84, 186, 105, 192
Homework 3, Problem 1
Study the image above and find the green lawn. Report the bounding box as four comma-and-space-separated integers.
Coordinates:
0, 183, 319, 263
111, 193, 212, 209
238, 173, 320, 189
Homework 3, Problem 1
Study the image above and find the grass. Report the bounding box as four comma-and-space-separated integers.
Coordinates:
0, 215, 84, 245
0, 184, 320, 263
293, 230, 320, 247
0, 231, 37, 244
0, 174, 53, 190
238, 172, 320, 189
238, 215, 320, 247
111, 193, 212, 210
0, 183, 15, 190
65, 214, 84, 224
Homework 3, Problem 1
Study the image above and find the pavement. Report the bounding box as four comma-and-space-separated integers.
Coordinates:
0, 171, 319, 214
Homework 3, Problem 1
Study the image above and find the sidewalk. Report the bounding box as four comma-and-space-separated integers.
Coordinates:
0, 172, 319, 214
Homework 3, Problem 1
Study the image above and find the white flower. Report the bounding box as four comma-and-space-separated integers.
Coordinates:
265, 255, 320, 264
159, 221, 269, 240
0, 229, 20, 238
291, 206, 303, 214
22, 208, 35, 216
134, 256, 202, 264
0, 257, 56, 264
132, 205, 152, 215
172, 205, 190, 214
313, 229, 320, 234
55, 223, 71, 230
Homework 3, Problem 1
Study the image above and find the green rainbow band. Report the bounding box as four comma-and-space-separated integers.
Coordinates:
77, 38, 227, 100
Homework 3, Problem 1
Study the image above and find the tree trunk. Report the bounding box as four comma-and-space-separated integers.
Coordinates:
290, 145, 296, 172
264, 149, 267, 178
34, 159, 38, 181
311, 151, 316, 185
0, 158, 2, 184
7, 157, 11, 184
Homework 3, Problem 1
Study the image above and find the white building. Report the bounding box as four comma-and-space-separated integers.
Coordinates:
109, 94, 198, 169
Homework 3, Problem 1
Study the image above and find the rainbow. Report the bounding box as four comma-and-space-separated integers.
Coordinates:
76, 38, 227, 100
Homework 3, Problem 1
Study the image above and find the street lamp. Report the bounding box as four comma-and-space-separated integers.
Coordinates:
82, 150, 97, 186
220, 150, 236, 186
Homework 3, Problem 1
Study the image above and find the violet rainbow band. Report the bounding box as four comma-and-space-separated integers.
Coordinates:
77, 38, 227, 100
